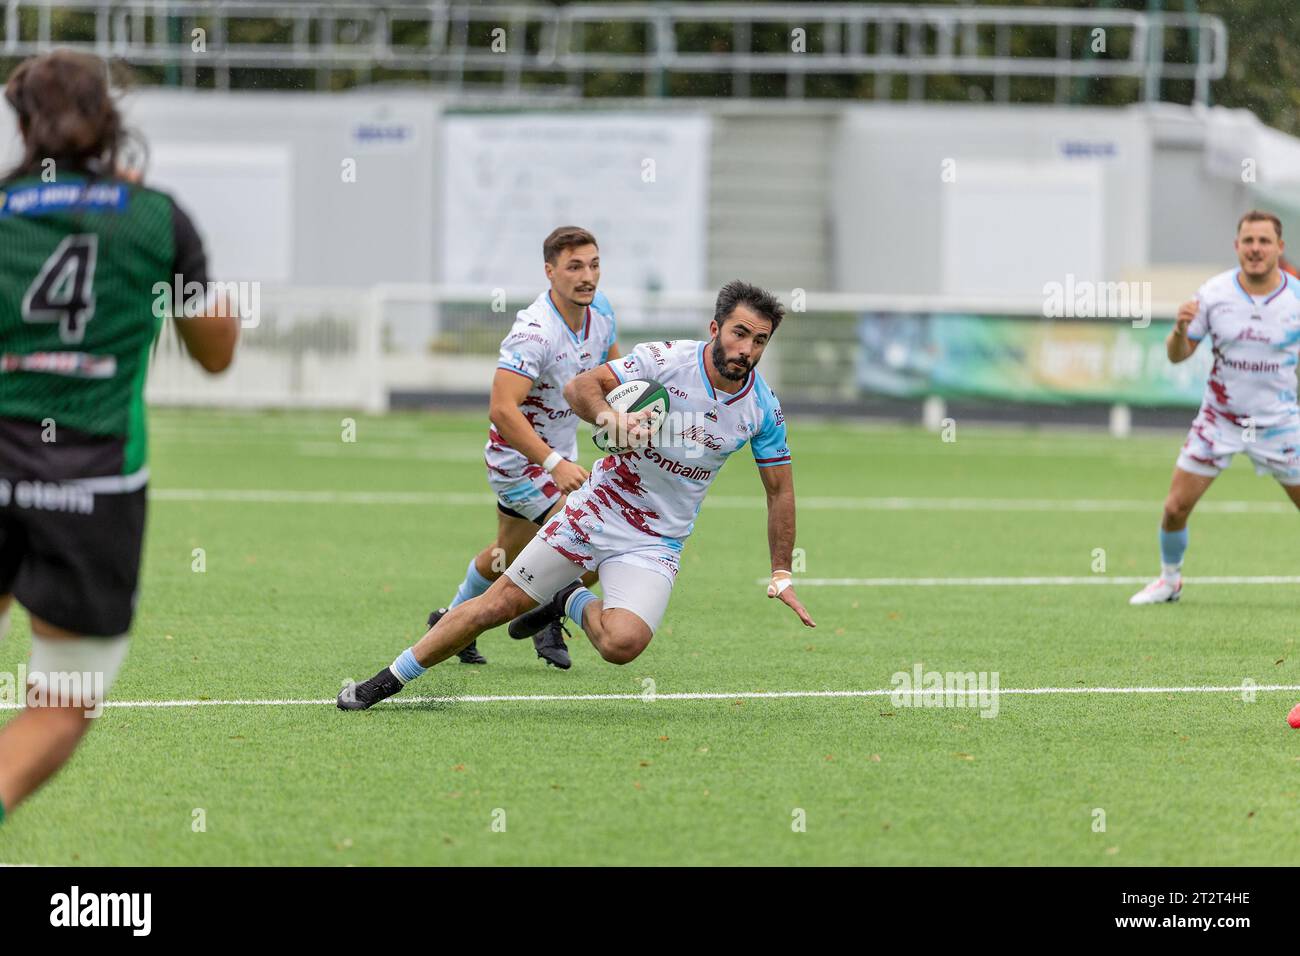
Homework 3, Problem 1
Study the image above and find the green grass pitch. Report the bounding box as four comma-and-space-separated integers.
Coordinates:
1, 408, 1298, 865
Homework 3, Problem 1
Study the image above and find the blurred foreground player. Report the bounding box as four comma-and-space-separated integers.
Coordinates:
1131, 211, 1300, 604
0, 52, 238, 822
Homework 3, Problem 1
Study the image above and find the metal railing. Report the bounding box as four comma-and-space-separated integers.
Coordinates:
1, 1, 1227, 103
146, 283, 1190, 416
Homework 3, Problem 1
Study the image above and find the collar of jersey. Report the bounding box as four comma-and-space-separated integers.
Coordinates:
545, 291, 591, 344
1233, 269, 1290, 306
696, 342, 755, 405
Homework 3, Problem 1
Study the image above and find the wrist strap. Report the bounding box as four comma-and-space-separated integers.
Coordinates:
542, 451, 563, 473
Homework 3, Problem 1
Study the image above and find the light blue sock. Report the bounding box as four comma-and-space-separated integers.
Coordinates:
1159, 527, 1188, 580
564, 587, 598, 631
449, 559, 493, 608
391, 647, 426, 685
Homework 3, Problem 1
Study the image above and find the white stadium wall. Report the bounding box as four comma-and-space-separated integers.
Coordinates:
118, 90, 443, 288
829, 104, 1153, 298
1148, 105, 1300, 269
5, 92, 1299, 298
5, 89, 1300, 412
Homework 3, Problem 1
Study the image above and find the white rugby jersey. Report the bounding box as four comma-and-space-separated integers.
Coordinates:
1186, 268, 1300, 426
567, 338, 791, 547
486, 290, 618, 480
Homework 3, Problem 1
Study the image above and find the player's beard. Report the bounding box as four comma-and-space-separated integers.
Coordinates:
711, 338, 752, 381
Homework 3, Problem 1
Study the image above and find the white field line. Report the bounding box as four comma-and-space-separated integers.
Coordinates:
148, 416, 1177, 450
155, 434, 1173, 463
148, 488, 1298, 514
769, 575, 1300, 587
293, 442, 483, 461
1, 685, 1298, 711
152, 488, 486, 506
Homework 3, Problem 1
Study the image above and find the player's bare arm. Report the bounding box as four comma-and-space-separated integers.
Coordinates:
758, 462, 815, 628
1166, 297, 1200, 364
175, 288, 240, 374
490, 369, 588, 492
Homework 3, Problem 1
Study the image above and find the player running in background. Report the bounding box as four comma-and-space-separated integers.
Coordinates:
1131, 210, 1300, 604
339, 280, 814, 710
429, 226, 618, 668
0, 51, 238, 822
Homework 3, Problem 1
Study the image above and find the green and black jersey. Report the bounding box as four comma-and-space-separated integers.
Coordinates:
0, 171, 207, 485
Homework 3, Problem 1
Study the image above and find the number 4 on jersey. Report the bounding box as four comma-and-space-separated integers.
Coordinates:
22, 233, 98, 344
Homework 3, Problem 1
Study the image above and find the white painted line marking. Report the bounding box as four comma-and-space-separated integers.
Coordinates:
1, 685, 1296, 711
294, 443, 482, 462
768, 575, 1300, 587
148, 489, 1298, 514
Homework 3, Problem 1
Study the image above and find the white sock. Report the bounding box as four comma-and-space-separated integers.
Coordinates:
1161, 564, 1182, 584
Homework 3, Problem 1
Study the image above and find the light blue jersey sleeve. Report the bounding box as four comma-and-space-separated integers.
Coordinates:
592, 291, 617, 363
751, 380, 791, 468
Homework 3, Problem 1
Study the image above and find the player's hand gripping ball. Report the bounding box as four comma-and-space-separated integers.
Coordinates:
593, 378, 669, 454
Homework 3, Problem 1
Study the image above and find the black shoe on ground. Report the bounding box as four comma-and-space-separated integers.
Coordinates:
337, 666, 405, 711
456, 640, 487, 665
533, 619, 572, 669
508, 580, 583, 641
429, 606, 487, 664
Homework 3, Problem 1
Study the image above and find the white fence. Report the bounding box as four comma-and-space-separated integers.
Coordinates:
146, 284, 1185, 429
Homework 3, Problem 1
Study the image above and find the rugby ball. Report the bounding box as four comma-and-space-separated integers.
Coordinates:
593, 378, 670, 454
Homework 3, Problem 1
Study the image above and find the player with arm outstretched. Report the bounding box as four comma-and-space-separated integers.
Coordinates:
338, 280, 813, 710
1131, 210, 1300, 604
0, 51, 238, 822
427, 226, 618, 668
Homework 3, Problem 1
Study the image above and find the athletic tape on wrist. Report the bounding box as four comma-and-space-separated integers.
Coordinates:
542, 451, 563, 473
767, 570, 793, 597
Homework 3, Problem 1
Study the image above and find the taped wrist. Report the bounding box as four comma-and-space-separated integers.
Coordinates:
767, 570, 793, 597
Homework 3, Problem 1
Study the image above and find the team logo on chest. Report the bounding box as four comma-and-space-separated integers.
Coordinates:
704, 407, 718, 422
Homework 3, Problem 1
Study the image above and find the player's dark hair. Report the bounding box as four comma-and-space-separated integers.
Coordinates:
1237, 210, 1282, 239
543, 226, 598, 264
714, 279, 784, 334
4, 50, 126, 179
